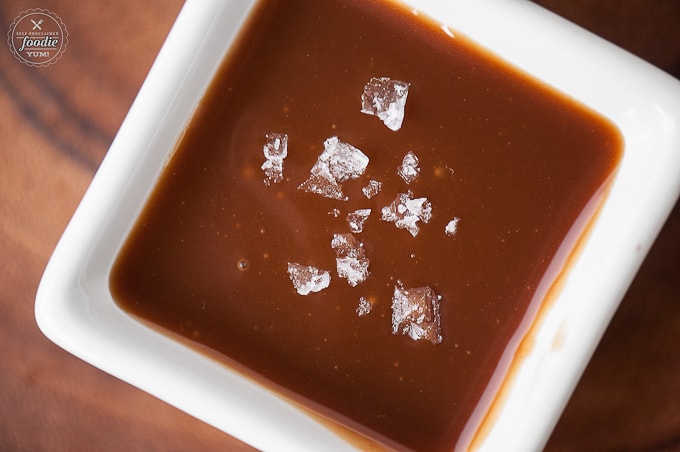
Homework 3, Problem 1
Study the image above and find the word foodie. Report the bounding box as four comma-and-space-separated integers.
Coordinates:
17, 35, 58, 52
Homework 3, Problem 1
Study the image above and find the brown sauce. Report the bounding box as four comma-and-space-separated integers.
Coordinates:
110, 0, 623, 450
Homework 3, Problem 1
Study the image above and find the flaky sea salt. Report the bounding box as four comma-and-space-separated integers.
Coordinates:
391, 281, 442, 344
362, 179, 382, 199
398, 151, 420, 184
272, 73, 452, 342
361, 77, 410, 131
287, 262, 331, 295
261, 133, 288, 185
445, 217, 460, 236
298, 136, 369, 200
298, 168, 345, 200
381, 191, 432, 237
346, 209, 371, 233
331, 233, 370, 287
356, 297, 372, 316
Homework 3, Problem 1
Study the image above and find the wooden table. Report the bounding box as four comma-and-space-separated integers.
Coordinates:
1, 1, 678, 450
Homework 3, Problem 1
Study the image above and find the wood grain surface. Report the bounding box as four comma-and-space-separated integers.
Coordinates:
1, 1, 678, 450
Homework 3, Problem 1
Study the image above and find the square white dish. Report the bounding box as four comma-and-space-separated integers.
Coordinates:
35, 0, 680, 451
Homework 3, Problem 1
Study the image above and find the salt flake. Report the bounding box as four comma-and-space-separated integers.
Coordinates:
261, 133, 288, 185
298, 136, 369, 200
445, 217, 460, 236
398, 151, 420, 184
361, 77, 410, 131
391, 281, 442, 344
287, 262, 331, 295
346, 208, 371, 233
362, 179, 382, 199
331, 233, 370, 287
381, 191, 432, 237
357, 297, 372, 316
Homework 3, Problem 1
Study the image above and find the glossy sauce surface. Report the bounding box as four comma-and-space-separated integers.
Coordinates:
110, 0, 623, 449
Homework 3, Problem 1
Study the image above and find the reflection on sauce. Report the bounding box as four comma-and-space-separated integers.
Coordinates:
110, 0, 623, 450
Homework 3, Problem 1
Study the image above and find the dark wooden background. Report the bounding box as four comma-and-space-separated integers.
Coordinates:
1, 1, 678, 450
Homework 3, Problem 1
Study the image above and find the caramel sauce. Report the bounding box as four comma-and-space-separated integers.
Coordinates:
110, 0, 623, 449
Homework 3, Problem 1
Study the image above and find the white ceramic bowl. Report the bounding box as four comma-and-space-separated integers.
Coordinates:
36, 0, 680, 450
